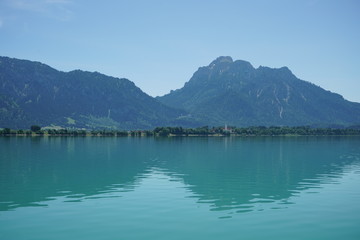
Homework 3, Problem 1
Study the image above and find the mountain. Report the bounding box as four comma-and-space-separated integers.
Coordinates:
0, 56, 196, 129
158, 56, 360, 127
2, 56, 359, 130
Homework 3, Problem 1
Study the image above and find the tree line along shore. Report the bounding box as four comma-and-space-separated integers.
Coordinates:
1, 125, 360, 137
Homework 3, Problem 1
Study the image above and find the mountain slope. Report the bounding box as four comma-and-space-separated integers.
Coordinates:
0, 56, 194, 129
158, 56, 360, 127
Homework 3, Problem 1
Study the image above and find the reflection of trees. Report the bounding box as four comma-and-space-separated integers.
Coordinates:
155, 137, 359, 211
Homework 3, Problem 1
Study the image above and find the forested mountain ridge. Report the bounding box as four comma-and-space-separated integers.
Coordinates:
158, 56, 360, 127
1, 56, 359, 130
0, 56, 196, 129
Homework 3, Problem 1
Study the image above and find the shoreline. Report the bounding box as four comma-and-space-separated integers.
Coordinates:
1, 133, 360, 137
2, 126, 360, 137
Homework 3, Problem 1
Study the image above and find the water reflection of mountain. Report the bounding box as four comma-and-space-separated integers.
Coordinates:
0, 137, 155, 211
153, 137, 360, 211
1, 136, 359, 212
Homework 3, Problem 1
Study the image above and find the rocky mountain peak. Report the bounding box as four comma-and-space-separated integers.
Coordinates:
209, 56, 233, 66
158, 57, 360, 127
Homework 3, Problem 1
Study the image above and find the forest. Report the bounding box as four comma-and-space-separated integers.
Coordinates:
1, 125, 360, 137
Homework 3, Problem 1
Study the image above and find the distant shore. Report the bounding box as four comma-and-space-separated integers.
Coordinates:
1, 126, 360, 137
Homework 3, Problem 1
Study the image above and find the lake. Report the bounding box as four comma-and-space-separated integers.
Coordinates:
1, 136, 360, 239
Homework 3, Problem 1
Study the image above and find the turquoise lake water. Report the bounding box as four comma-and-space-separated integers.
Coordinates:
1, 136, 360, 239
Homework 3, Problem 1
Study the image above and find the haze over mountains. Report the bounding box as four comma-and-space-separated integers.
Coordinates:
1, 56, 359, 129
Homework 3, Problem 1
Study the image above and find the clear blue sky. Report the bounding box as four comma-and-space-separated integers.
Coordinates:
1, 0, 359, 102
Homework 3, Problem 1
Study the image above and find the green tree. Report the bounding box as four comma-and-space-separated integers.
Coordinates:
2, 128, 11, 135
30, 125, 41, 132
17, 129, 24, 134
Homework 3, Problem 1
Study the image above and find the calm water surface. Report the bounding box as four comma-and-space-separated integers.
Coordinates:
1, 136, 360, 239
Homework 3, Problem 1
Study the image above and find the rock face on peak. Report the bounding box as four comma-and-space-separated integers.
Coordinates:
210, 56, 233, 65
0, 56, 197, 129
158, 57, 360, 127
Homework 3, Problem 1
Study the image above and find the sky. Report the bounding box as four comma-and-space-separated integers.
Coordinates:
0, 0, 359, 102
